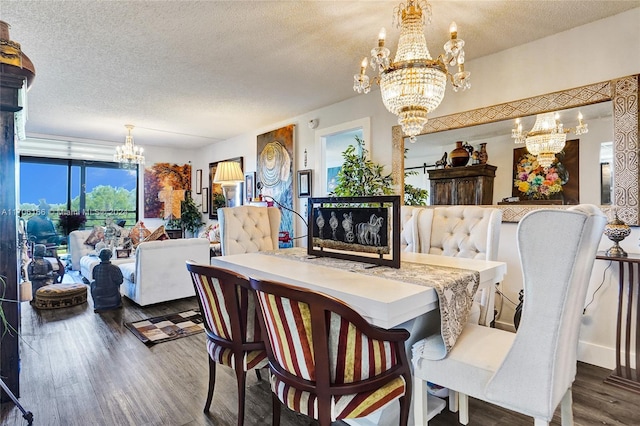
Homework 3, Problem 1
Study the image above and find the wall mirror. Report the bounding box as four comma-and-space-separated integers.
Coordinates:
315, 117, 370, 196
404, 102, 613, 207
391, 75, 639, 224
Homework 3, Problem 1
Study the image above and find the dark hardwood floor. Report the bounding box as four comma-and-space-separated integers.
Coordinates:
2, 271, 639, 425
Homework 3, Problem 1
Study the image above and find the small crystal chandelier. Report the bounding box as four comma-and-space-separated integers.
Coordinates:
353, 0, 470, 142
115, 124, 145, 165
512, 112, 588, 169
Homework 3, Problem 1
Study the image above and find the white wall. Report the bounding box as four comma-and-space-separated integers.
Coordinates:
183, 8, 640, 369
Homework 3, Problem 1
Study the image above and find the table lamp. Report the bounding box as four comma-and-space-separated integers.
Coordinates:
213, 161, 244, 208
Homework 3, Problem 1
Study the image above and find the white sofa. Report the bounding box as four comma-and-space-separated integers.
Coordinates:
68, 229, 133, 281
118, 238, 210, 306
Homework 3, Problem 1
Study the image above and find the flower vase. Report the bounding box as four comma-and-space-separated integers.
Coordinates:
450, 141, 470, 167
478, 143, 488, 164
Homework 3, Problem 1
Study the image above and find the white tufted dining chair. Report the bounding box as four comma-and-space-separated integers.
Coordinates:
218, 206, 281, 255
401, 205, 501, 325
412, 205, 607, 426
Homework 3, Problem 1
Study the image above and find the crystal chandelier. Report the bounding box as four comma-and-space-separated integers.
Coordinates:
353, 0, 470, 142
512, 112, 588, 169
115, 124, 145, 165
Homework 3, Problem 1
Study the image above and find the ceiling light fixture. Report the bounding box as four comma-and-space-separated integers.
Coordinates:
353, 0, 470, 143
115, 124, 145, 166
512, 112, 588, 169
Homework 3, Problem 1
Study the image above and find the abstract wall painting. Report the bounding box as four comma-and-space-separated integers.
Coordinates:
144, 163, 191, 218
257, 125, 294, 248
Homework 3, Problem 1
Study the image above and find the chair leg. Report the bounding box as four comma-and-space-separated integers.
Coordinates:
272, 392, 281, 426
204, 358, 216, 412
448, 389, 458, 413
413, 376, 428, 426
235, 370, 247, 426
534, 419, 549, 426
458, 393, 469, 425
398, 394, 409, 426
255, 368, 262, 381
560, 388, 574, 426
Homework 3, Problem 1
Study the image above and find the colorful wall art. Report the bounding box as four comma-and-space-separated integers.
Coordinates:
511, 139, 579, 204
257, 125, 294, 248
144, 163, 191, 218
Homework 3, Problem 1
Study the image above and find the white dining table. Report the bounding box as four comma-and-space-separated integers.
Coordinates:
210, 249, 506, 329
210, 248, 507, 426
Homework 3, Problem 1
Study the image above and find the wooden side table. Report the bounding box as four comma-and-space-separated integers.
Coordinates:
596, 252, 640, 393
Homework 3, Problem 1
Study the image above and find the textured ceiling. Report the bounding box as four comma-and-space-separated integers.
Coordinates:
2, 1, 639, 149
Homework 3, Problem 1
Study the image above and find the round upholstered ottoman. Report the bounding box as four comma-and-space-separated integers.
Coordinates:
34, 283, 88, 310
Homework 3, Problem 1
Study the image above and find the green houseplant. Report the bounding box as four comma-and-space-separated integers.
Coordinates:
331, 136, 394, 196
166, 191, 204, 237
180, 191, 204, 235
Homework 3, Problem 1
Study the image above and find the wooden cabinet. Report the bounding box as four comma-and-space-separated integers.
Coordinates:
427, 164, 497, 205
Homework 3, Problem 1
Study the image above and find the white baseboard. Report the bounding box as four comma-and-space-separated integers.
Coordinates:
577, 340, 616, 370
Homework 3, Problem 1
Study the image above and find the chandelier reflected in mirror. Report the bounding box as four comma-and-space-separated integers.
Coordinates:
115, 124, 145, 166
353, 0, 470, 142
512, 112, 588, 169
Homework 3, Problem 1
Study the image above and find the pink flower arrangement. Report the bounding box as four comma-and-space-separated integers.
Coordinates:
514, 153, 563, 199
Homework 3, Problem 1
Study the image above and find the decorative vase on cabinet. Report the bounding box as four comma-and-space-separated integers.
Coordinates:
478, 143, 488, 164
450, 141, 470, 167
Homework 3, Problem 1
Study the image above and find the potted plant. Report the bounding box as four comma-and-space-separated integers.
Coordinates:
331, 136, 393, 196
179, 191, 204, 237
57, 212, 87, 240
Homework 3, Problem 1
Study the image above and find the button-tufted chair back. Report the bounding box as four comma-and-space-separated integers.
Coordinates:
218, 206, 281, 255
427, 206, 501, 260
400, 205, 501, 326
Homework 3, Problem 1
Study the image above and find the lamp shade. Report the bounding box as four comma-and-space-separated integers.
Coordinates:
213, 161, 244, 183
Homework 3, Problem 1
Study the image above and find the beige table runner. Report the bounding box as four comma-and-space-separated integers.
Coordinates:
263, 248, 479, 358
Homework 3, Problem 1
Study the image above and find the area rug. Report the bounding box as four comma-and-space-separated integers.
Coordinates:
125, 310, 204, 345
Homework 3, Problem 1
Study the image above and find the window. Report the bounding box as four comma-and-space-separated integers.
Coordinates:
19, 157, 139, 233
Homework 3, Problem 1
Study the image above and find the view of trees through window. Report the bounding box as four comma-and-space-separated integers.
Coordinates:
20, 157, 139, 238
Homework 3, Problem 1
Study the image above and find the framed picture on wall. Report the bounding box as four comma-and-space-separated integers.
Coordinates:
209, 157, 243, 219
195, 169, 202, 194
511, 139, 580, 204
245, 172, 256, 202
297, 169, 312, 197
202, 187, 208, 213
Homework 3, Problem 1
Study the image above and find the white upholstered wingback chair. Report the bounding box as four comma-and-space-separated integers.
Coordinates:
412, 205, 607, 426
218, 206, 281, 255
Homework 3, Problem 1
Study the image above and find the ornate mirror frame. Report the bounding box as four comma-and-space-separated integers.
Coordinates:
391, 74, 639, 224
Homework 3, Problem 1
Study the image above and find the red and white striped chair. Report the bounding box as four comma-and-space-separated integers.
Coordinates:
250, 277, 412, 426
186, 262, 267, 426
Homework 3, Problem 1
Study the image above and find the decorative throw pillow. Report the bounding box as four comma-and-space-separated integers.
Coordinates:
129, 221, 151, 247
84, 226, 105, 247
200, 224, 220, 242
146, 225, 169, 242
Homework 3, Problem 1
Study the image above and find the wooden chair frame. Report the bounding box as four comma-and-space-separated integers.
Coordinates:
186, 262, 265, 426
249, 277, 412, 426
